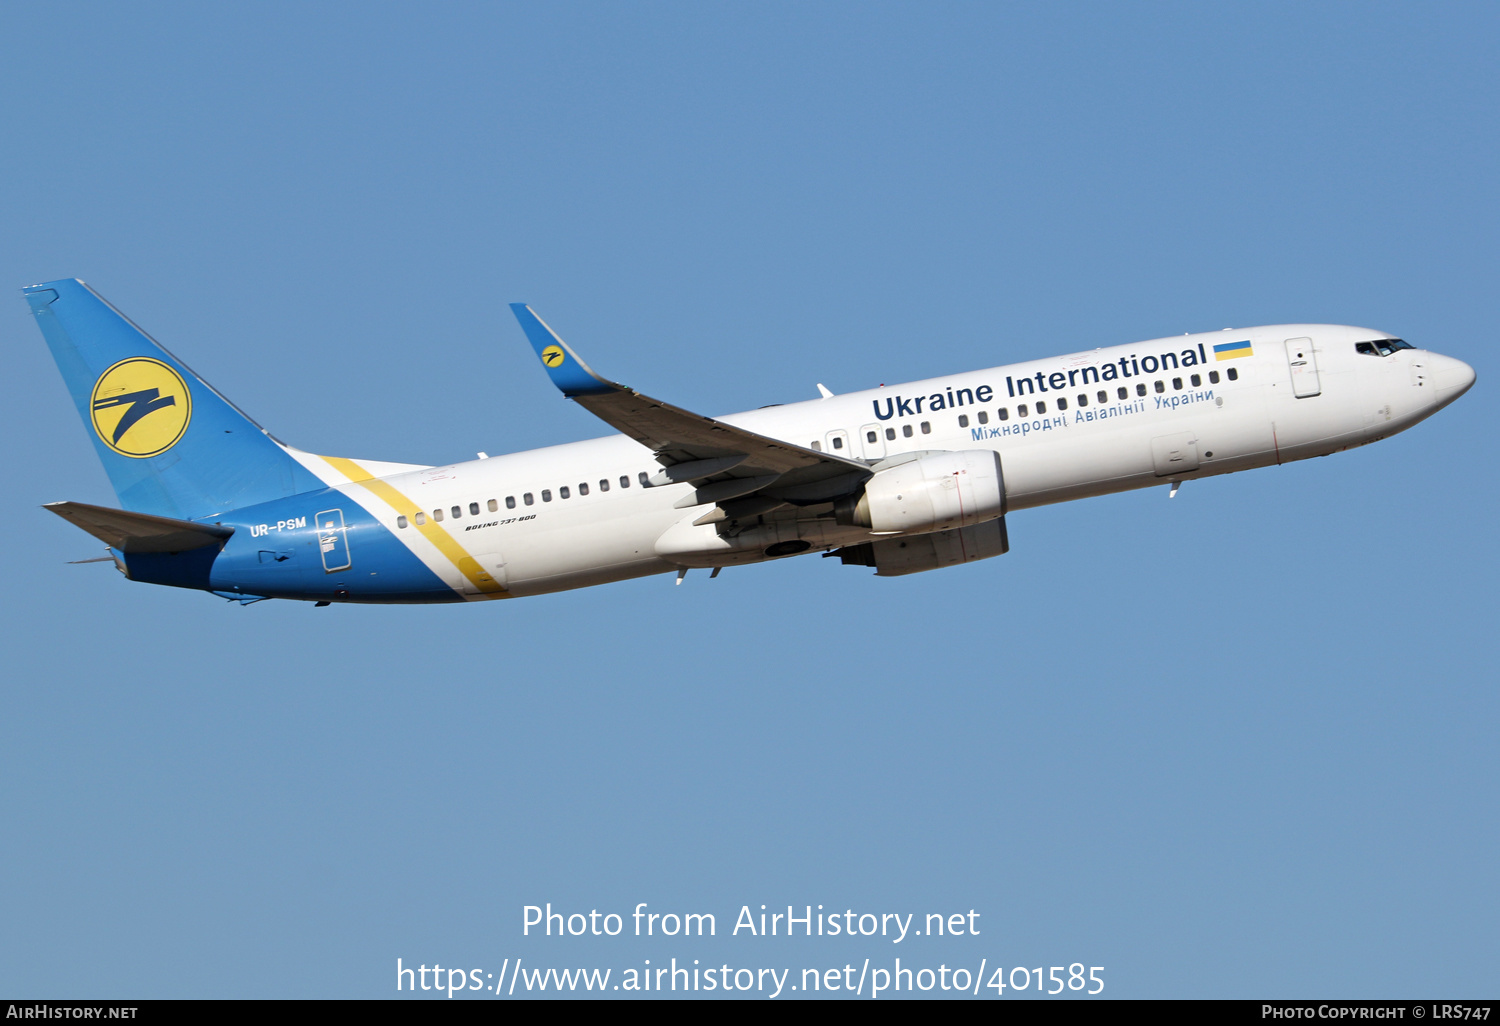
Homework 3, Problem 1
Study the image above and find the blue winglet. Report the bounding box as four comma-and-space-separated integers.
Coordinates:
509, 304, 619, 398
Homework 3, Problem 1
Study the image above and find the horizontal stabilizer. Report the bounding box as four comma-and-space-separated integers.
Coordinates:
44, 501, 234, 553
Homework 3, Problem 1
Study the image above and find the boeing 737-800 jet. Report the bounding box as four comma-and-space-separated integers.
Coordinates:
27, 279, 1474, 604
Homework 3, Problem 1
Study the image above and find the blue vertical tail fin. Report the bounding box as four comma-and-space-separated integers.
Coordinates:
25, 278, 324, 519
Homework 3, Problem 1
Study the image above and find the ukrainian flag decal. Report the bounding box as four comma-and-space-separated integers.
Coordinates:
1214, 340, 1253, 361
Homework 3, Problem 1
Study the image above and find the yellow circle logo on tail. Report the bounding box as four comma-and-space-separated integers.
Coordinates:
541, 345, 566, 368
89, 358, 192, 458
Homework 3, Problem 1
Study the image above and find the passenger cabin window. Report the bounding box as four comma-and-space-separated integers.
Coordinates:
1172, 377, 1182, 390
1018, 404, 1028, 417
885, 427, 896, 440
1097, 390, 1107, 403
470, 502, 481, 515
998, 407, 1009, 420
506, 496, 516, 509
1208, 371, 1220, 384
414, 512, 426, 525
579, 482, 589, 495
1154, 380, 1165, 393
542, 489, 553, 502
920, 421, 930, 434
1191, 374, 1201, 387
1036, 400, 1046, 414
1057, 397, 1067, 410
638, 472, 650, 487
977, 411, 989, 424
397, 515, 408, 529
451, 505, 461, 519
487, 499, 498, 512
811, 441, 821, 451
831, 436, 843, 449
1077, 393, 1088, 407
433, 509, 444, 521
957, 415, 968, 428
620, 475, 630, 488
866, 430, 878, 443
1227, 367, 1239, 381
1136, 383, 1147, 397
523, 492, 534, 505
902, 424, 913, 437
599, 479, 610, 492
559, 486, 570, 499
1117, 387, 1128, 400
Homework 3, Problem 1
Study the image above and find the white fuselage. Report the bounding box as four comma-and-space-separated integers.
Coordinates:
302, 324, 1472, 598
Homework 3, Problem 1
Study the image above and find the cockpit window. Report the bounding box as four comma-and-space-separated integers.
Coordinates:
1357, 338, 1414, 357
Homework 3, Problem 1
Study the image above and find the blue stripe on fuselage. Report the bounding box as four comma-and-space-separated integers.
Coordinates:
207, 488, 462, 603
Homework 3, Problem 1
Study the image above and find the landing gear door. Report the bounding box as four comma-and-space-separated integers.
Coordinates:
315, 509, 352, 573
1285, 337, 1321, 398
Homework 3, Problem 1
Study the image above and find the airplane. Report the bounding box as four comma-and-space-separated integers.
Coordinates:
26, 278, 1475, 605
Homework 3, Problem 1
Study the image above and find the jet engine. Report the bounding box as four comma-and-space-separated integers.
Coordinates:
833, 450, 1004, 535
832, 518, 1009, 576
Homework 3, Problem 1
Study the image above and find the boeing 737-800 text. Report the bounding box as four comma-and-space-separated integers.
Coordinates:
27, 279, 1474, 604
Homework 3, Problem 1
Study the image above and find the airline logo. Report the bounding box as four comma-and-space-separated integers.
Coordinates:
89, 357, 192, 458
541, 345, 566, 368
1214, 340, 1253, 361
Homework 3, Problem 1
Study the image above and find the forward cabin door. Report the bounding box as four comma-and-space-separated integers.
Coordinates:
1284, 337, 1321, 398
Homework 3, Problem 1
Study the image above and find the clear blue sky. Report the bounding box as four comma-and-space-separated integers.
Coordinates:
2, 2, 1495, 999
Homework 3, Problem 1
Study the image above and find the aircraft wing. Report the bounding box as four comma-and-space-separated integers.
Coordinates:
510, 305, 871, 515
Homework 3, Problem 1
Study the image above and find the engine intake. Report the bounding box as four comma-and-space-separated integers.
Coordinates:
834, 450, 1004, 535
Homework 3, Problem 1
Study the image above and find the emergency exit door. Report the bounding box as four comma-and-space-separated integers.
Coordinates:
1284, 337, 1321, 398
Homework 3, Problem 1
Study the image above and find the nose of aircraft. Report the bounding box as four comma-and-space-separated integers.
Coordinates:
1430, 353, 1477, 399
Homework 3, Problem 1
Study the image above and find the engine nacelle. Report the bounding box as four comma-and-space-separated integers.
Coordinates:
836, 518, 1009, 576
834, 450, 1004, 535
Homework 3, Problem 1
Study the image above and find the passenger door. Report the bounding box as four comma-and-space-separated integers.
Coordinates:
1284, 337, 1321, 398
314, 509, 352, 573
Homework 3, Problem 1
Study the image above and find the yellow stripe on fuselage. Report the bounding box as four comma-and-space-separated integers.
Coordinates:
320, 456, 508, 596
